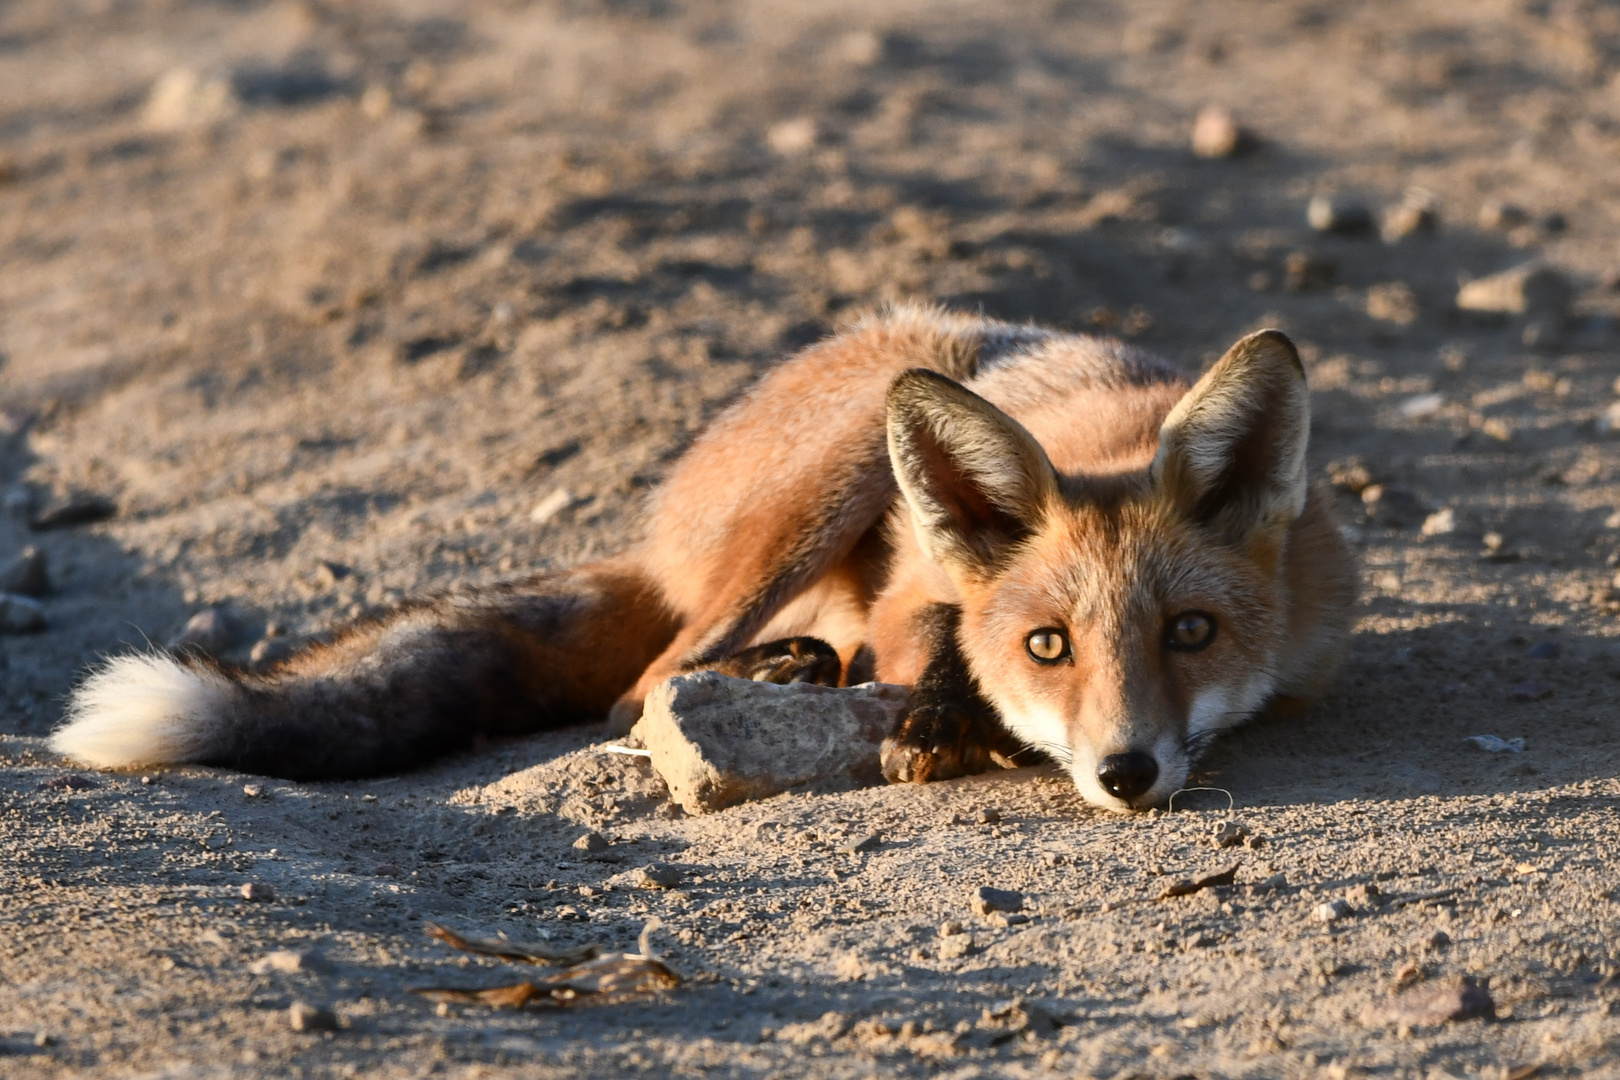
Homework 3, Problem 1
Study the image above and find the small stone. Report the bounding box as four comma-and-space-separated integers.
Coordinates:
1190, 104, 1247, 158
843, 832, 882, 854
1400, 393, 1445, 420
0, 593, 45, 634
313, 560, 351, 589
631, 673, 910, 813
1284, 252, 1336, 291
1528, 640, 1560, 660
1161, 864, 1240, 899
1361, 485, 1430, 529
1597, 401, 1620, 437
970, 885, 1025, 916
976, 807, 1002, 825
1508, 680, 1553, 703
250, 636, 295, 668
1307, 194, 1374, 235
0, 547, 50, 597
1456, 262, 1574, 318
251, 949, 333, 975
1363, 978, 1494, 1027
986, 911, 1030, 928
1423, 929, 1452, 951
143, 68, 238, 131
1313, 899, 1353, 923
29, 493, 116, 531
528, 488, 576, 526
168, 607, 240, 655
1420, 508, 1456, 537
1479, 201, 1530, 231
1367, 281, 1420, 325
241, 882, 276, 902
1382, 194, 1439, 242
1345, 883, 1381, 906
243, 784, 265, 798
938, 933, 975, 960
32, 1031, 51, 1048
766, 117, 818, 156
939, 920, 965, 937
637, 863, 682, 889
1212, 821, 1248, 849
373, 862, 403, 877
573, 831, 608, 853
1326, 458, 1377, 495
287, 1001, 340, 1033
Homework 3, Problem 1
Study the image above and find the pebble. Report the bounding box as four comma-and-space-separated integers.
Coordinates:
242, 784, 265, 798
142, 68, 238, 132
373, 862, 403, 877
1479, 200, 1529, 231
1423, 929, 1452, 952
637, 863, 682, 889
1507, 680, 1552, 703
1284, 251, 1336, 291
1307, 194, 1374, 235
240, 882, 276, 902
168, 607, 240, 656
1419, 508, 1456, 537
632, 673, 910, 814
766, 117, 818, 156
0, 593, 46, 634
939, 920, 965, 937
1361, 484, 1430, 529
1382, 192, 1439, 242
1345, 883, 1380, 906
287, 1001, 340, 1033
0, 546, 50, 597
250, 636, 296, 668
573, 831, 608, 854
313, 560, 351, 589
1190, 104, 1246, 158
1362, 978, 1494, 1027
1399, 393, 1445, 420
985, 911, 1030, 928
250, 949, 332, 975
842, 832, 882, 855
29, 492, 116, 531
528, 488, 576, 526
1456, 262, 1574, 318
1312, 899, 1353, 923
1211, 821, 1248, 849
976, 807, 1002, 825
938, 934, 975, 960
969, 885, 1025, 916
1160, 864, 1240, 899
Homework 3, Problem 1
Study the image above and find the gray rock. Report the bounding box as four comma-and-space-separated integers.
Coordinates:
970, 885, 1025, 916
169, 607, 240, 656
572, 831, 608, 853
0, 547, 49, 597
1456, 262, 1574, 318
1307, 194, 1374, 235
1362, 978, 1494, 1027
1312, 898, 1353, 923
0, 593, 45, 634
1382, 195, 1439, 242
250, 948, 332, 975
287, 1001, 340, 1033
240, 882, 276, 902
636, 863, 682, 889
632, 673, 910, 815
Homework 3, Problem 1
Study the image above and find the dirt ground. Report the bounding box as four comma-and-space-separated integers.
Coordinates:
4, 0, 1620, 1076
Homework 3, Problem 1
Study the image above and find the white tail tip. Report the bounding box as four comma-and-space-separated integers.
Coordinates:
51, 653, 238, 769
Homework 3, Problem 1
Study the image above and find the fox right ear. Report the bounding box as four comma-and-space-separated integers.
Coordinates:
1151, 329, 1310, 550
886, 369, 1058, 579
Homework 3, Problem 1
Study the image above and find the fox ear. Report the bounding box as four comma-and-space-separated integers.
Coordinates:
887, 369, 1058, 577
1152, 329, 1310, 546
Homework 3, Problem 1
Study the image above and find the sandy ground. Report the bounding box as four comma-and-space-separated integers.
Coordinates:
4, 0, 1620, 1076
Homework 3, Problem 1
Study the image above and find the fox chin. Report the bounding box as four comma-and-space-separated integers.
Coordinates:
52, 304, 1356, 812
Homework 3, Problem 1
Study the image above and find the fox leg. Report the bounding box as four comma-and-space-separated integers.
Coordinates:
51, 559, 678, 780
695, 637, 842, 686
880, 603, 1023, 784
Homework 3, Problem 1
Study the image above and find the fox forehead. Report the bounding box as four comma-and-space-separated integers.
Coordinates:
966, 494, 1283, 641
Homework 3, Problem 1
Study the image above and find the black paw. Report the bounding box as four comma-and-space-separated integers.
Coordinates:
880, 694, 1007, 784
702, 637, 841, 687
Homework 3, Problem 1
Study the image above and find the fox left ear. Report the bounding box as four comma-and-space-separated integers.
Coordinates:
1151, 329, 1310, 546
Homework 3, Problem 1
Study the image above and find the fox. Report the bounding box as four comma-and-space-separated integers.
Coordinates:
49, 305, 1356, 811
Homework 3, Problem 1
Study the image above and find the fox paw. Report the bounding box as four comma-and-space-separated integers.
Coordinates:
703, 637, 841, 687
880, 698, 999, 784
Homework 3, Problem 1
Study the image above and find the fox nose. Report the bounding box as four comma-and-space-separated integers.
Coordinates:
1097, 752, 1159, 801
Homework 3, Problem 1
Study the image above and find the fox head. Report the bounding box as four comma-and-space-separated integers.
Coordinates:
886, 330, 1313, 811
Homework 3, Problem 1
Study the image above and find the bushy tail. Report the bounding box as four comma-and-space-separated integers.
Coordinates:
50, 562, 677, 780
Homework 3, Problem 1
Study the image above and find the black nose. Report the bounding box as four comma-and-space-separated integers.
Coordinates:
1097, 752, 1159, 801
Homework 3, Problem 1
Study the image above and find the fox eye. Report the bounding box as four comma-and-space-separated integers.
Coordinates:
1026, 629, 1070, 664
1165, 612, 1216, 652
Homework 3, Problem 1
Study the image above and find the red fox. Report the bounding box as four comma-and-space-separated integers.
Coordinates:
51, 306, 1355, 810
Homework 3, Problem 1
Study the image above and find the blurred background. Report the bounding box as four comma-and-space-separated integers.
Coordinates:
2, 0, 1620, 734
